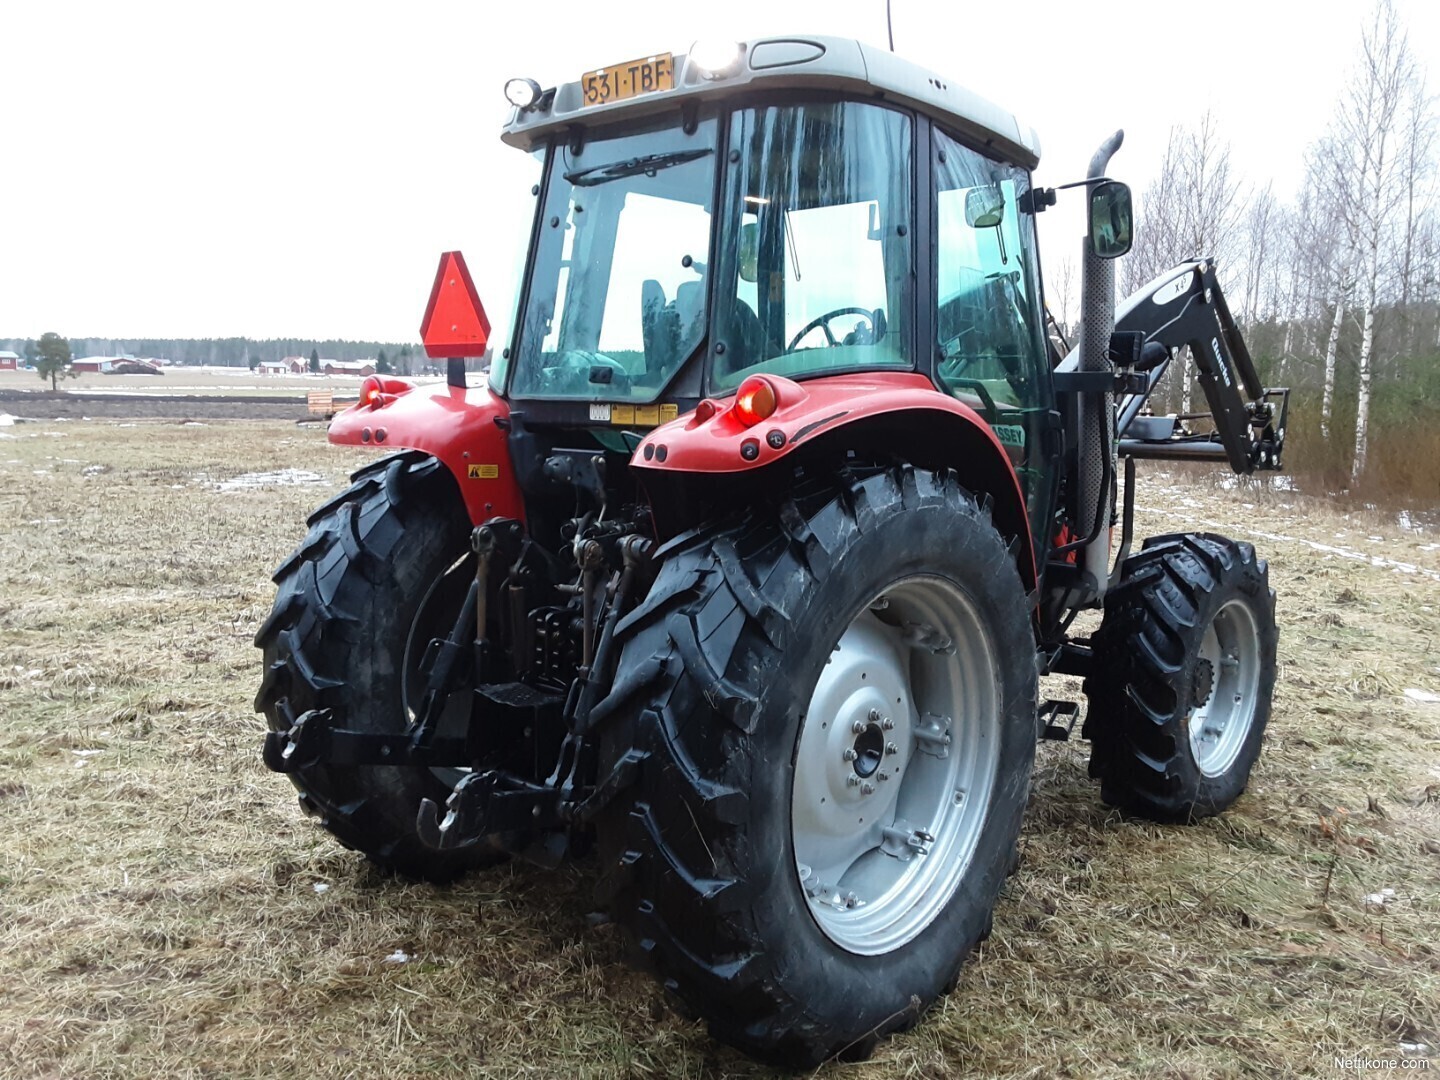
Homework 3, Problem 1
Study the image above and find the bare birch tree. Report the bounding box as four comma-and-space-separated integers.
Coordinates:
1310, 1, 1417, 480
1124, 113, 1244, 413
1241, 183, 1278, 327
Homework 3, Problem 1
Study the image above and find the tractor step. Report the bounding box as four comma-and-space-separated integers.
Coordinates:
1039, 698, 1082, 741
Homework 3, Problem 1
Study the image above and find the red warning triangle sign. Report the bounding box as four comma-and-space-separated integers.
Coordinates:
419, 251, 491, 358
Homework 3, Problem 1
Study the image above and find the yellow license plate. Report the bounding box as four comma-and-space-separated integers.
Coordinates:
582, 53, 674, 107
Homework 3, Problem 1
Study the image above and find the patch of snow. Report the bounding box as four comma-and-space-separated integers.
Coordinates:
382, 949, 410, 964
70, 749, 104, 757
25, 519, 63, 525
313, 882, 329, 894
0, 413, 14, 426
214, 469, 326, 492
1364, 889, 1396, 908
1240, 526, 1440, 583
181, 421, 207, 427
82, 465, 105, 476
1403, 689, 1440, 704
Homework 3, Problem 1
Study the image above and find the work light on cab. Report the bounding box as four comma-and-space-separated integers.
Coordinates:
504, 78, 542, 109
689, 40, 743, 79
732, 375, 777, 426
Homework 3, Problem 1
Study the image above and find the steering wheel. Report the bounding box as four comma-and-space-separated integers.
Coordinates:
786, 307, 876, 352
539, 350, 632, 395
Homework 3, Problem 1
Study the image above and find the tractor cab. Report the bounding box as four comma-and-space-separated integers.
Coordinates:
491, 38, 1056, 532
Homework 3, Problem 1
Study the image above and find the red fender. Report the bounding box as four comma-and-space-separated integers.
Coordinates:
631, 372, 1036, 587
328, 381, 525, 524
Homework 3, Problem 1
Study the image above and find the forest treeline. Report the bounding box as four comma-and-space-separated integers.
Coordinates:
0, 336, 428, 371
1052, 0, 1438, 505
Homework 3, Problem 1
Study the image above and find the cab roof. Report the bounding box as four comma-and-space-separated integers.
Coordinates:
500, 35, 1041, 170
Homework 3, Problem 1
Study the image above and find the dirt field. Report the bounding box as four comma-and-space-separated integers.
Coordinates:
1, 419, 1437, 1079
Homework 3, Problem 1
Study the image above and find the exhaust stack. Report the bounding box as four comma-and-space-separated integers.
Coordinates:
1075, 130, 1124, 602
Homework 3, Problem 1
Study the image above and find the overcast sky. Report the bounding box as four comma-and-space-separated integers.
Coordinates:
3, 0, 1437, 344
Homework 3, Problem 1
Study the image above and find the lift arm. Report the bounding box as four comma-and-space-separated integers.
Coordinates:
1111, 260, 1287, 473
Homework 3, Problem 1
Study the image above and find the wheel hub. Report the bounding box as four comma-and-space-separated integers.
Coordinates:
850, 720, 886, 778
790, 577, 1001, 956
793, 620, 911, 834
1188, 598, 1262, 778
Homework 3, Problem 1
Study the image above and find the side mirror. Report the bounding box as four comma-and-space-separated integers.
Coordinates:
739, 221, 758, 283
1088, 180, 1133, 259
965, 186, 1005, 228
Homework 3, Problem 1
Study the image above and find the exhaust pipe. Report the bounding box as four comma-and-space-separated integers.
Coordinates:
1075, 130, 1124, 602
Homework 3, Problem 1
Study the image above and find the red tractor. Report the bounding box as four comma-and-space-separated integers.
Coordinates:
258, 36, 1286, 1067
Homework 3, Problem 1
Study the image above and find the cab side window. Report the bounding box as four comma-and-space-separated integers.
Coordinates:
932, 129, 1049, 507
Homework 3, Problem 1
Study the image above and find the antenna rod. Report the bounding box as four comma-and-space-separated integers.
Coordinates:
886, 0, 895, 51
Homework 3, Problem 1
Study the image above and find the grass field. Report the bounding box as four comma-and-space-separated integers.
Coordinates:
1, 419, 1437, 1079
0, 368, 382, 396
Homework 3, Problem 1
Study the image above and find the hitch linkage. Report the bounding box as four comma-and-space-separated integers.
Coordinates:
263, 709, 479, 772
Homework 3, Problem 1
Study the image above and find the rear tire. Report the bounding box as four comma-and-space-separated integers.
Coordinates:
255, 451, 506, 881
1085, 532, 1277, 822
589, 466, 1037, 1067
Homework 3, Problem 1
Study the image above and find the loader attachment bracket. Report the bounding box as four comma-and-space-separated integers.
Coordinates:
1112, 260, 1287, 473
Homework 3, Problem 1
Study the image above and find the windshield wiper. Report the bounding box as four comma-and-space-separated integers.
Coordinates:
564, 148, 713, 187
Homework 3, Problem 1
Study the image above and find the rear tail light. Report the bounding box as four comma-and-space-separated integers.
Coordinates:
360, 376, 383, 407
732, 376, 778, 427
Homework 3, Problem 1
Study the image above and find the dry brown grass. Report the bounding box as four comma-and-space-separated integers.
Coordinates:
1, 420, 1437, 1079
0, 368, 391, 396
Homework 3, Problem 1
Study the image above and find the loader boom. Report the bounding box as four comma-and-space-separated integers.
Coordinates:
1112, 260, 1287, 473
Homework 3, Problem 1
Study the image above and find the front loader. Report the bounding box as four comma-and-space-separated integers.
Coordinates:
256, 35, 1285, 1067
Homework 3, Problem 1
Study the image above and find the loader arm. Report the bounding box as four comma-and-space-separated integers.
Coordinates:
1111, 260, 1287, 473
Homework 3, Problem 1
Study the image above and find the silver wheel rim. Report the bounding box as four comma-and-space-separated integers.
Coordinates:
1188, 597, 1261, 778
790, 577, 1001, 956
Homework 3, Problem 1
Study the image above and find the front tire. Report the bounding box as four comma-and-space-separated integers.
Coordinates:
589, 467, 1037, 1067
254, 451, 505, 881
1085, 532, 1278, 822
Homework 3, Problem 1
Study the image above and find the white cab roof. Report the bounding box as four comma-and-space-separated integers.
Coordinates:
500, 35, 1041, 169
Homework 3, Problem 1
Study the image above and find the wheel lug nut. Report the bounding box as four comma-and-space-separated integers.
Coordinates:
842, 748, 857, 762
847, 776, 861, 787
860, 782, 875, 796
885, 742, 898, 756
878, 771, 890, 782
852, 719, 867, 734
868, 708, 880, 723
881, 717, 895, 731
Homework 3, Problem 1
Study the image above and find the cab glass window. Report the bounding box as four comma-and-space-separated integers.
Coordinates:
712, 102, 913, 391
933, 128, 1049, 511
